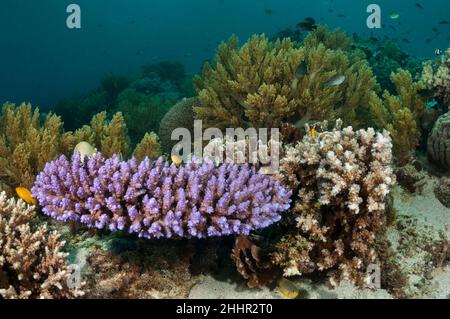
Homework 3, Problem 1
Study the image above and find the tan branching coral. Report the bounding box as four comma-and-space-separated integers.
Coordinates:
194, 29, 377, 132
0, 103, 73, 188
0, 192, 84, 299
133, 132, 161, 161
370, 69, 426, 165
272, 120, 395, 286
73, 111, 131, 158
422, 46, 450, 106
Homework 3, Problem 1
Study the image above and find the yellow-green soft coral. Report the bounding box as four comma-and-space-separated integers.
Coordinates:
194, 27, 377, 132
133, 132, 161, 161
0, 103, 74, 189
370, 69, 426, 165
72, 111, 131, 158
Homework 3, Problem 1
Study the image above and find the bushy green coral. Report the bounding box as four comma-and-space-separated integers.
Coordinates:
193, 28, 377, 132
115, 88, 176, 144
72, 112, 131, 158
133, 132, 161, 161
370, 69, 426, 165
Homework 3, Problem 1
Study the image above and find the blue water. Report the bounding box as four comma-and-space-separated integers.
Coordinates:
0, 0, 449, 108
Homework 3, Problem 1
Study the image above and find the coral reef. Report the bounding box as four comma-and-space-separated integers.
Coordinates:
194, 27, 377, 131
231, 235, 277, 288
422, 46, 450, 107
271, 120, 395, 286
159, 97, 197, 153
72, 112, 131, 159
0, 192, 84, 299
0, 103, 73, 189
101, 73, 131, 101
370, 69, 426, 166
133, 132, 161, 161
32, 153, 291, 239
427, 111, 450, 169
141, 61, 187, 91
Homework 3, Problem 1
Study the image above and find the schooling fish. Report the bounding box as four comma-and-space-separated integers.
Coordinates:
277, 278, 300, 299
324, 74, 346, 88
414, 3, 424, 9
439, 21, 449, 25
16, 187, 37, 206
263, 9, 273, 15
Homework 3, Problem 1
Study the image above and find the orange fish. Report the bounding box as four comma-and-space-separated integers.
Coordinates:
15, 187, 37, 205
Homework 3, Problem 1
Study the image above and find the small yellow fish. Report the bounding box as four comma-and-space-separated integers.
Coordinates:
171, 154, 183, 167
310, 127, 316, 138
15, 187, 37, 206
277, 278, 300, 299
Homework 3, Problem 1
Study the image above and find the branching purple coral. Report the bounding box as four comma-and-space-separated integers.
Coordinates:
32, 153, 291, 239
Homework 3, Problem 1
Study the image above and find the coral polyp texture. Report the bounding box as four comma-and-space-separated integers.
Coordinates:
271, 120, 395, 286
428, 111, 450, 169
32, 153, 291, 239
0, 192, 84, 299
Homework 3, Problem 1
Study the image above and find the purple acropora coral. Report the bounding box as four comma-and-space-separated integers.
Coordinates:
31, 153, 291, 239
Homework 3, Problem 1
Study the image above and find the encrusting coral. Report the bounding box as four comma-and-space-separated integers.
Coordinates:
422, 46, 450, 107
159, 97, 197, 153
193, 27, 377, 132
0, 103, 74, 189
428, 111, 450, 169
271, 120, 395, 286
0, 191, 84, 299
32, 153, 292, 239
370, 69, 426, 166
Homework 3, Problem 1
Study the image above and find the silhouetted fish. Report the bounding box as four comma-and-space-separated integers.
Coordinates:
426, 38, 431, 43
402, 38, 410, 43
439, 21, 449, 25
338, 14, 345, 18
324, 75, 345, 88
294, 61, 308, 78
264, 9, 273, 15
414, 3, 424, 9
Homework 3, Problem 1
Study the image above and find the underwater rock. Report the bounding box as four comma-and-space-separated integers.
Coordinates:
159, 97, 197, 153
395, 163, 427, 193
434, 177, 450, 208
231, 235, 278, 288
83, 241, 198, 299
428, 111, 450, 169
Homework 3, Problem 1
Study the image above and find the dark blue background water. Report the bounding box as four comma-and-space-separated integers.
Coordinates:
0, 0, 449, 108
